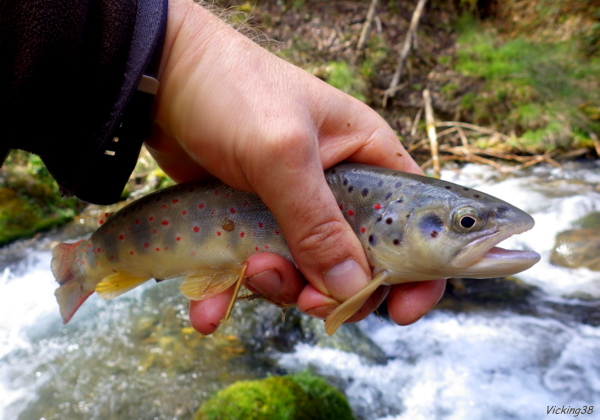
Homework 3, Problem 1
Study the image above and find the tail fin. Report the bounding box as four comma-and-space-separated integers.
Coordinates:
51, 240, 93, 324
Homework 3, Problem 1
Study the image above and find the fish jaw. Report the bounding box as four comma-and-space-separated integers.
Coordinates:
449, 216, 540, 278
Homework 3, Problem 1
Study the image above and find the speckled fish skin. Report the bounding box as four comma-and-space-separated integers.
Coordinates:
52, 163, 539, 325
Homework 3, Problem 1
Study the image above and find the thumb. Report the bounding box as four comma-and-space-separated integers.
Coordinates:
248, 141, 371, 304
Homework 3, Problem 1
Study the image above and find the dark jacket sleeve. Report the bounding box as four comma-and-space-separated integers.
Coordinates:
0, 0, 167, 204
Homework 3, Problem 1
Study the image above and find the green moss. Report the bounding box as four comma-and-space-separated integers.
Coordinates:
455, 13, 600, 152
195, 372, 355, 420
324, 61, 367, 102
0, 151, 82, 245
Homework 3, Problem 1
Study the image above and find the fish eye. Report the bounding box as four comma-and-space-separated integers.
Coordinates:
453, 207, 482, 232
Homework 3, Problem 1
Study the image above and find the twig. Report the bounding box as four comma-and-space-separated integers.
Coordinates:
410, 106, 423, 137
382, 0, 428, 107
435, 121, 512, 142
357, 0, 379, 52
423, 89, 440, 177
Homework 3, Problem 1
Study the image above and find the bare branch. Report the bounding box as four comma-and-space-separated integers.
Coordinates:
382, 0, 428, 107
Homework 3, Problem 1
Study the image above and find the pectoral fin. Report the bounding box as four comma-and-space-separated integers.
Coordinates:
179, 267, 243, 301
96, 272, 150, 300
324, 270, 389, 336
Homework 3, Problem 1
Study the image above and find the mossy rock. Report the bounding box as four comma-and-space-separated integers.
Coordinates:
195, 372, 355, 420
0, 188, 52, 245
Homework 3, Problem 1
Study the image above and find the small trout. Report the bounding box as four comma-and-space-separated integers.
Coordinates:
52, 163, 540, 334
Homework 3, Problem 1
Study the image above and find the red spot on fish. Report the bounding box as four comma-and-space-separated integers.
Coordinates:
217, 231, 222, 236
182, 210, 187, 215
374, 203, 382, 210
176, 236, 181, 241
243, 202, 249, 208
264, 246, 269, 249
144, 243, 149, 248
229, 208, 236, 214
97, 247, 101, 253
163, 204, 168, 209
149, 216, 154, 221
255, 247, 259, 251
99, 220, 104, 225
165, 247, 169, 250
361, 227, 366, 233
214, 190, 220, 195
153, 229, 158, 234
135, 219, 140, 225
172, 199, 179, 204
155, 248, 160, 252
110, 255, 115, 260
240, 232, 245, 238
211, 209, 216, 215
81, 260, 86, 266
258, 222, 264, 228
95, 262, 99, 266
275, 230, 280, 235
87, 243, 91, 247
348, 210, 355, 216
193, 226, 200, 233
339, 204, 344, 210
130, 250, 135, 255
119, 234, 125, 240
198, 204, 205, 209
161, 220, 169, 226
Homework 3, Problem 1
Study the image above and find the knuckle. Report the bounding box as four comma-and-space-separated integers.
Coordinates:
293, 218, 352, 269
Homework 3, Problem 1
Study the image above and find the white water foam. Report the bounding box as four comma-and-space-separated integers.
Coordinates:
278, 312, 600, 420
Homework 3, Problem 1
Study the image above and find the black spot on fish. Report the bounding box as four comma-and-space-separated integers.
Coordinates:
397, 198, 404, 203
343, 178, 348, 186
430, 231, 439, 238
393, 239, 400, 246
395, 182, 402, 188
474, 194, 480, 198
386, 218, 393, 225
348, 186, 354, 192
369, 235, 377, 245
445, 186, 452, 190
362, 188, 369, 197
385, 192, 393, 200
463, 187, 469, 191
376, 216, 383, 223
378, 181, 384, 187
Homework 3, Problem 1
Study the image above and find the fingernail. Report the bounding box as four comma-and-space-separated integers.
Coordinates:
323, 259, 370, 302
246, 269, 282, 296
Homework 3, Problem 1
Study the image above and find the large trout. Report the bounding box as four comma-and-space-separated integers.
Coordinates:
51, 164, 540, 334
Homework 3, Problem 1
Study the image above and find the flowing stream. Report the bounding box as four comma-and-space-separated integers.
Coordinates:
1, 161, 599, 420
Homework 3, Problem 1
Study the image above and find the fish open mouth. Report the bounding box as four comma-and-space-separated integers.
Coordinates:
451, 223, 540, 278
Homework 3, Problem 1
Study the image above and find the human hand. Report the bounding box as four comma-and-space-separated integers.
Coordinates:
146, 0, 446, 334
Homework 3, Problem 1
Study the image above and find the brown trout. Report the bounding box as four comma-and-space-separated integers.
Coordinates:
51, 163, 540, 335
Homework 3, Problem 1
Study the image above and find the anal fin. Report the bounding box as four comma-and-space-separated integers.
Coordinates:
96, 272, 150, 300
324, 270, 389, 336
179, 266, 243, 301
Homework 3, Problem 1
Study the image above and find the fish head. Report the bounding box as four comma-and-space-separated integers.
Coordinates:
365, 179, 540, 282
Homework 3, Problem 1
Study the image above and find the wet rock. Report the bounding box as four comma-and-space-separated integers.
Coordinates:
436, 276, 537, 312
550, 227, 600, 271
194, 371, 355, 420
223, 298, 387, 365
